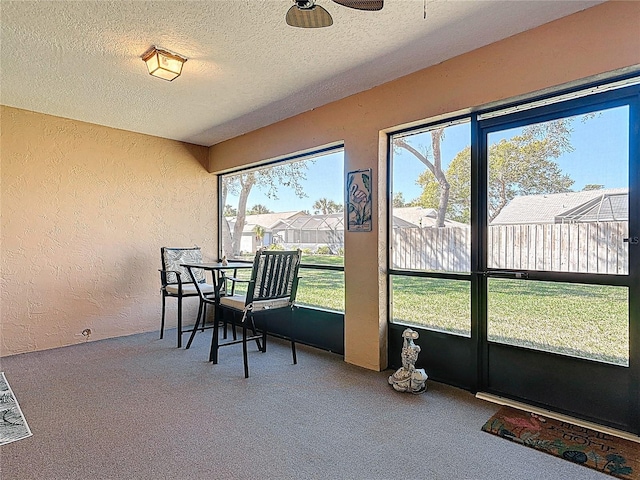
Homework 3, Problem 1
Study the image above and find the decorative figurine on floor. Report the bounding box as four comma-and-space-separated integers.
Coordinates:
388, 328, 428, 394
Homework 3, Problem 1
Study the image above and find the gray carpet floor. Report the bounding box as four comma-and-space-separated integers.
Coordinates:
0, 328, 612, 480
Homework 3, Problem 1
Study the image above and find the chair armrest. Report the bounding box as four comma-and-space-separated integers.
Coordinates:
226, 276, 249, 283
224, 276, 250, 296
160, 269, 181, 275
159, 269, 186, 289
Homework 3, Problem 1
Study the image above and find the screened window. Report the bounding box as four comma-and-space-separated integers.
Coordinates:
389, 120, 472, 336
219, 147, 345, 312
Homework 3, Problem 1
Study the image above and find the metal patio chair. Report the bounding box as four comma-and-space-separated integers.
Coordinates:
159, 246, 214, 348
211, 248, 302, 378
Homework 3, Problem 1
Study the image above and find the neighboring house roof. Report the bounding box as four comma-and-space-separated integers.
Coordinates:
392, 206, 467, 228
491, 188, 628, 225
227, 205, 473, 237
392, 216, 419, 228
226, 211, 303, 234
271, 213, 344, 232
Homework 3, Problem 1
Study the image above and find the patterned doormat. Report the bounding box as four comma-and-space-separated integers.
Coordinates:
482, 406, 639, 479
0, 372, 32, 446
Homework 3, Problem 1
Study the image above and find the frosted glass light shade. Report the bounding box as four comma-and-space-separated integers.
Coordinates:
141, 47, 187, 81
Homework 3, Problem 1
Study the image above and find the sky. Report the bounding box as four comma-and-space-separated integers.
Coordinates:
393, 105, 629, 203
225, 151, 344, 213
225, 105, 629, 213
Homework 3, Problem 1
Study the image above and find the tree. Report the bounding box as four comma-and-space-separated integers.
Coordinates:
221, 160, 311, 257
394, 127, 448, 227
487, 119, 574, 221
582, 184, 604, 191
223, 204, 237, 217
407, 119, 575, 224
415, 146, 471, 223
392, 192, 408, 208
312, 198, 342, 214
253, 225, 266, 247
247, 204, 272, 215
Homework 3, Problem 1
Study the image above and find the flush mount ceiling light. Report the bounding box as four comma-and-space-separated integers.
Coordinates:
141, 46, 187, 81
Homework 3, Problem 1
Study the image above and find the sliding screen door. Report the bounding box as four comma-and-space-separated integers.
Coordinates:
478, 87, 639, 433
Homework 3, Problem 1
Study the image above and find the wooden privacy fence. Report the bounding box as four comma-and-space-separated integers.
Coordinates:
392, 221, 629, 274
392, 226, 471, 272
488, 221, 629, 274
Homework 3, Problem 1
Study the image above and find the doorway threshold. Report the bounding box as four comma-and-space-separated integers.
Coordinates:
476, 391, 640, 444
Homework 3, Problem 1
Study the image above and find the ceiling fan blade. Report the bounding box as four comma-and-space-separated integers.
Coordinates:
331, 0, 383, 11
286, 5, 333, 28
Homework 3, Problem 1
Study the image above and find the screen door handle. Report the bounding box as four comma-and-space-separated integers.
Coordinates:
482, 270, 529, 279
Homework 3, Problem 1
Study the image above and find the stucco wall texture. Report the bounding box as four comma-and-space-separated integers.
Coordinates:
1, 107, 217, 356
208, 1, 640, 371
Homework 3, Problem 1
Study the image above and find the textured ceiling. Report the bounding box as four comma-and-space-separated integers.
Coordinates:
1, 0, 606, 146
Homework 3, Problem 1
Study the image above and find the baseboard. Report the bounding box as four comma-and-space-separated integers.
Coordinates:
476, 391, 640, 444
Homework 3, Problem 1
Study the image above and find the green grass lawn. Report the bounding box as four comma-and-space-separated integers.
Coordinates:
238, 253, 630, 366
391, 276, 629, 366
301, 254, 344, 266
486, 279, 628, 365
391, 276, 471, 335
298, 254, 345, 311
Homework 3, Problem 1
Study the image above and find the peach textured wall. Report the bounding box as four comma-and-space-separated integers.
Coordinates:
1, 107, 217, 356
208, 1, 640, 371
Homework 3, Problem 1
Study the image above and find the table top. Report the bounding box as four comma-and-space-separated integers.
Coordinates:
180, 261, 252, 270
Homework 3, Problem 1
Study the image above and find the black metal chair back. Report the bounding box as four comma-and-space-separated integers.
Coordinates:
212, 248, 302, 378
159, 246, 213, 348
245, 248, 302, 311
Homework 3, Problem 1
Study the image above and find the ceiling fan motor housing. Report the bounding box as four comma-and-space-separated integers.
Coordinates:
295, 0, 315, 9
